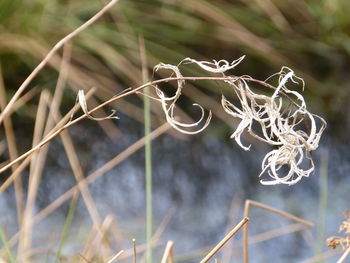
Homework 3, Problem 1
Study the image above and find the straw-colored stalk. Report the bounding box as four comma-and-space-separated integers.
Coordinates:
243, 199, 314, 263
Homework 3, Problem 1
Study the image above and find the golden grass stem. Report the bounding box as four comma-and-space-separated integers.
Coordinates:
57, 123, 103, 235
249, 223, 308, 244
107, 250, 124, 263
0, 88, 96, 193
246, 200, 314, 226
200, 217, 249, 263
0, 66, 24, 227
243, 200, 314, 263
5, 123, 171, 251
133, 239, 137, 263
161, 240, 174, 263
337, 247, 350, 263
6, 88, 39, 118
19, 90, 50, 262
220, 195, 242, 262
161, 241, 174, 263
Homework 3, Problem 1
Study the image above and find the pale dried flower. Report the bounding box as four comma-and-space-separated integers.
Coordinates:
152, 57, 326, 185
153, 62, 212, 134
77, 89, 119, 121
327, 211, 350, 250
76, 56, 325, 186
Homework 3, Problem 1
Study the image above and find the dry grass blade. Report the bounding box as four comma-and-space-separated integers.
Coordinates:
83, 215, 117, 262
133, 239, 137, 263
3, 123, 171, 251
243, 200, 314, 263
107, 250, 124, 263
0, 157, 32, 194
152, 206, 176, 244
249, 0, 292, 31
0, 89, 96, 192
179, 0, 286, 64
9, 88, 39, 116
116, 241, 160, 262
56, 118, 103, 237
249, 223, 309, 244
10, 46, 73, 250
139, 206, 176, 263
44, 77, 104, 236
0, 140, 6, 156
0, 66, 24, 227
18, 90, 50, 262
200, 217, 249, 263
220, 195, 242, 262
337, 247, 350, 263
161, 241, 174, 263
0, 0, 120, 125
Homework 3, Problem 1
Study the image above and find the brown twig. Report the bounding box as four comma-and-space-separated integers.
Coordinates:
200, 217, 249, 263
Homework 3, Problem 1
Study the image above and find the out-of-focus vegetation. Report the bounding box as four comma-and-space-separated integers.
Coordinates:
1, 0, 349, 136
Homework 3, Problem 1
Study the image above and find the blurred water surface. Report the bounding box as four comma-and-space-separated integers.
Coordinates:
1, 115, 349, 262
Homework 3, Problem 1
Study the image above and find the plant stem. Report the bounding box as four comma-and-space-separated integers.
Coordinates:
0, 75, 306, 175
145, 85, 153, 263
55, 194, 79, 263
140, 36, 153, 263
316, 151, 328, 258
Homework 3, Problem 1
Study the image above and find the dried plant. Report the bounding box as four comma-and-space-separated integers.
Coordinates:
1, 56, 326, 186
327, 211, 350, 250
147, 57, 326, 185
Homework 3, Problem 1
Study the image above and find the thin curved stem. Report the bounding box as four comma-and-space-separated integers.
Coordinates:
0, 75, 298, 175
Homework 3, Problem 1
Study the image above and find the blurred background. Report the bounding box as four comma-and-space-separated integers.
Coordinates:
0, 0, 349, 262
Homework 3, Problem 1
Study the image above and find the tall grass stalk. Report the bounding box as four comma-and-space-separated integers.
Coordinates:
140, 37, 153, 263
54, 194, 79, 263
316, 151, 328, 258
0, 66, 24, 228
144, 74, 153, 263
